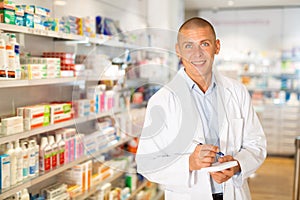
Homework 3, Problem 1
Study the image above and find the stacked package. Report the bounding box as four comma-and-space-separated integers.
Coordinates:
54, 128, 84, 163
0, 3, 52, 30
43, 52, 75, 74
33, 5, 50, 30
0, 116, 23, 135
59, 160, 92, 194
82, 16, 96, 38
21, 57, 61, 79
17, 104, 50, 130
84, 122, 117, 155
0, 0, 15, 25
61, 16, 82, 35
41, 183, 69, 200
17, 102, 72, 130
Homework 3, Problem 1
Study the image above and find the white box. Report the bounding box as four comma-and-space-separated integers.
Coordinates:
1, 116, 23, 126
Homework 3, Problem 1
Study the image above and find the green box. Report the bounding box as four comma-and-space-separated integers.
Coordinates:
0, 8, 15, 24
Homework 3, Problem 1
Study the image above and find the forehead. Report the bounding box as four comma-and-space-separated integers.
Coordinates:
178, 26, 215, 43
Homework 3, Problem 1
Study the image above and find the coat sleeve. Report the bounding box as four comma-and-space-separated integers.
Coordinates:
135, 88, 195, 187
231, 84, 267, 187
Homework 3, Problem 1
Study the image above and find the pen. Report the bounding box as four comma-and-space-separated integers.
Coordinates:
194, 140, 224, 157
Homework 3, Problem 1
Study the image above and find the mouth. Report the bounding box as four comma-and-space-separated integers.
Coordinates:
191, 60, 206, 66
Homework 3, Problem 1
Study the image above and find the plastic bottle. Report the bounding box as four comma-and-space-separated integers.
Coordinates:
39, 137, 51, 171
28, 140, 36, 177
14, 140, 23, 183
0, 38, 7, 70
32, 139, 39, 175
48, 135, 58, 169
21, 141, 29, 179
21, 188, 30, 200
6, 42, 15, 71
6, 142, 17, 185
55, 133, 65, 166
9, 33, 21, 79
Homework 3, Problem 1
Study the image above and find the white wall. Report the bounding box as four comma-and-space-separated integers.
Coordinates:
199, 8, 300, 61
147, 0, 184, 31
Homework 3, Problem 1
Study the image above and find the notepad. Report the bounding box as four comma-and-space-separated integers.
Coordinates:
201, 161, 238, 172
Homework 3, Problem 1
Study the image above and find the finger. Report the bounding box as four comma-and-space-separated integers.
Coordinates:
201, 144, 219, 152
222, 168, 234, 177
199, 150, 217, 158
218, 155, 233, 163
201, 156, 216, 163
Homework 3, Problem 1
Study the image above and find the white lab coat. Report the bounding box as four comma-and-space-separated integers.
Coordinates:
136, 68, 267, 200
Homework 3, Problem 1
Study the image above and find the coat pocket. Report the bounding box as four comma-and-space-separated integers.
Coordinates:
230, 118, 244, 152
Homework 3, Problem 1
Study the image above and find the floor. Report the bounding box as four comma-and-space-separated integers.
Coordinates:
248, 156, 295, 200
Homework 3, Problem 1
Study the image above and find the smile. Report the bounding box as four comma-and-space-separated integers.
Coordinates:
191, 60, 206, 65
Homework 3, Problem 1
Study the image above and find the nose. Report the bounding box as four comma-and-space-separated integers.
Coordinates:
194, 44, 204, 57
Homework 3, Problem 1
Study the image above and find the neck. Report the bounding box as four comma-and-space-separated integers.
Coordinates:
186, 70, 212, 93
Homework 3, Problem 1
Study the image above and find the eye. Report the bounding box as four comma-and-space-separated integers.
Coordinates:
184, 43, 193, 49
201, 42, 210, 47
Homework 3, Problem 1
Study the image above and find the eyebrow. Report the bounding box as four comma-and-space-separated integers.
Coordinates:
181, 39, 212, 45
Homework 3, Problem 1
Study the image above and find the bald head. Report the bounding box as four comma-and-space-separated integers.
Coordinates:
177, 17, 216, 42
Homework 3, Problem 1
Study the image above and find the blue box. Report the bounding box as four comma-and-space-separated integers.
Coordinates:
24, 13, 34, 28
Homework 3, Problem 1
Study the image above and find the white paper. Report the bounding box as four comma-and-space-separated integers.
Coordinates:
201, 161, 238, 172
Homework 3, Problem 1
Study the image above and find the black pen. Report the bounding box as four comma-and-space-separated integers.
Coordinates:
194, 140, 224, 157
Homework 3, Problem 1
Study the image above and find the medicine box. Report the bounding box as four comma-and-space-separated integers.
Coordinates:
0, 154, 10, 189
0, 8, 15, 24
41, 183, 67, 199
0, 0, 15, 10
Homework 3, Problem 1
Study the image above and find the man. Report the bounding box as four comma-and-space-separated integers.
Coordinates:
136, 17, 266, 200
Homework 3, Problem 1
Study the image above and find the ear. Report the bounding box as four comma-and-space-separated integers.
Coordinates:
215, 39, 220, 55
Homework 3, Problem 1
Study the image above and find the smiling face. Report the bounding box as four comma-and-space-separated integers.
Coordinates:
176, 24, 220, 89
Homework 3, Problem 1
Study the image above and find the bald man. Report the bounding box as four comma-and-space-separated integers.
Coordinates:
136, 17, 266, 200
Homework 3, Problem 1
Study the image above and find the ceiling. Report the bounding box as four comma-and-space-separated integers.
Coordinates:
185, 0, 300, 10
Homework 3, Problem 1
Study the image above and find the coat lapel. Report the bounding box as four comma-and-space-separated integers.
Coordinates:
215, 70, 232, 154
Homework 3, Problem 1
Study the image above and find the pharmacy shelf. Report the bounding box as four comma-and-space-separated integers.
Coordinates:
0, 109, 123, 145
127, 180, 149, 200
88, 37, 139, 49
0, 23, 138, 49
0, 137, 131, 199
0, 23, 85, 41
0, 77, 81, 88
71, 171, 125, 200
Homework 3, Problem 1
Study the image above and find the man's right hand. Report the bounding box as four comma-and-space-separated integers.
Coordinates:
189, 144, 219, 171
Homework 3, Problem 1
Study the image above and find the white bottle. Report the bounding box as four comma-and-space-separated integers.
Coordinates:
14, 140, 23, 183
0, 38, 7, 70
21, 188, 30, 200
32, 139, 39, 175
21, 141, 29, 179
6, 43, 15, 71
9, 33, 21, 79
55, 133, 65, 166
39, 137, 51, 171
6, 142, 17, 185
48, 135, 58, 169
28, 140, 36, 177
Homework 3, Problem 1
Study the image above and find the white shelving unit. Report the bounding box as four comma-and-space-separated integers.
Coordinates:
0, 138, 131, 199
0, 109, 122, 145
0, 23, 138, 49
0, 77, 79, 88
0, 22, 137, 198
